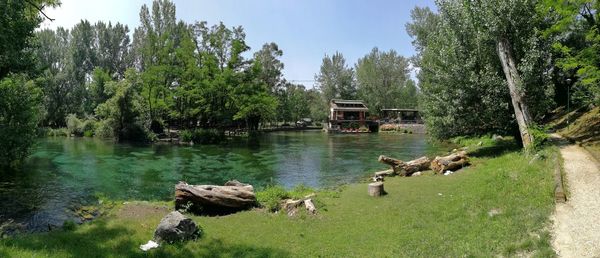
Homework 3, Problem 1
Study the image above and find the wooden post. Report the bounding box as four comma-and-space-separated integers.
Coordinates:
368, 182, 385, 197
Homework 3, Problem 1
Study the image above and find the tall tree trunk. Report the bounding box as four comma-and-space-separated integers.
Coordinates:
496, 37, 534, 149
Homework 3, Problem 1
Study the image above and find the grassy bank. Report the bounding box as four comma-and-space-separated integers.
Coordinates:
0, 139, 558, 257
550, 106, 600, 159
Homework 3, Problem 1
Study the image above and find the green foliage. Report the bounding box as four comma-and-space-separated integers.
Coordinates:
46, 127, 69, 137
94, 119, 115, 139
256, 185, 290, 212
0, 75, 42, 169
529, 124, 550, 151
95, 69, 151, 142
256, 184, 316, 212
65, 114, 97, 137
65, 114, 82, 136
0, 0, 59, 78
408, 2, 555, 140
179, 128, 224, 144
315, 52, 356, 104
355, 47, 414, 113
539, 0, 600, 105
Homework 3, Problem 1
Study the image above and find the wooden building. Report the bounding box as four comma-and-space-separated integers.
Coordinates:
327, 99, 376, 132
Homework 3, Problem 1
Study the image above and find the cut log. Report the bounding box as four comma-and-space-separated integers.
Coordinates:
431, 151, 470, 173
282, 194, 317, 216
368, 182, 385, 197
304, 199, 317, 214
175, 181, 257, 215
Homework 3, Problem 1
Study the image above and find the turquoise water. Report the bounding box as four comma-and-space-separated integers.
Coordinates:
0, 131, 447, 232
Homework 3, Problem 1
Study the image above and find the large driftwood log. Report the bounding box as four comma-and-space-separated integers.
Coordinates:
175, 181, 257, 215
368, 182, 385, 197
378, 155, 404, 168
377, 155, 431, 176
403, 156, 431, 174
431, 151, 469, 173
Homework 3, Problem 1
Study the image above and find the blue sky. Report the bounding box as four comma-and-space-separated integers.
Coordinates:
42, 0, 437, 87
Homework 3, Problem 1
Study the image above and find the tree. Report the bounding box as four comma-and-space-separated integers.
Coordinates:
407, 2, 554, 146
0, 0, 57, 168
254, 42, 284, 93
0, 75, 42, 168
355, 47, 412, 113
94, 21, 131, 79
540, 1, 600, 105
0, 0, 59, 78
95, 69, 149, 142
315, 52, 356, 104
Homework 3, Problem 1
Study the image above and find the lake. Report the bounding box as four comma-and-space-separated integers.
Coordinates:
0, 131, 448, 232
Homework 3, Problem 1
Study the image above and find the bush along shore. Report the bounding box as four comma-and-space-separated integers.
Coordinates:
0, 135, 559, 257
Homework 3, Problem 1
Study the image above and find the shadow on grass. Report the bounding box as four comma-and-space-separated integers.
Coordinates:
468, 139, 521, 158
1, 220, 290, 258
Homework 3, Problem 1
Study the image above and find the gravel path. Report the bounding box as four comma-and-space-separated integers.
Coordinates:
552, 137, 600, 258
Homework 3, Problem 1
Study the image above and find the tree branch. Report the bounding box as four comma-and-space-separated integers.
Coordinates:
25, 0, 55, 21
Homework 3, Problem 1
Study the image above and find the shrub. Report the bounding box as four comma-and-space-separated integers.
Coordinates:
256, 184, 316, 212
530, 124, 550, 151
94, 119, 115, 139
47, 127, 69, 137
180, 130, 193, 142
80, 119, 96, 137
83, 130, 94, 137
65, 114, 82, 136
180, 128, 225, 144
256, 186, 290, 212
0, 76, 42, 169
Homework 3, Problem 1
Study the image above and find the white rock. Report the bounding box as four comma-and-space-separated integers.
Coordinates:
140, 240, 159, 251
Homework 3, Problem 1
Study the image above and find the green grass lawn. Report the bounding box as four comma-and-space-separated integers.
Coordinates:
0, 141, 558, 257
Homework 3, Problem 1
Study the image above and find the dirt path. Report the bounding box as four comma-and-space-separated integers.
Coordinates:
552, 135, 600, 258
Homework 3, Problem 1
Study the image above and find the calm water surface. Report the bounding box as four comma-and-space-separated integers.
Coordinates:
0, 131, 447, 232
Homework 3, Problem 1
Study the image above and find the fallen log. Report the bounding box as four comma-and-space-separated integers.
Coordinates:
431, 151, 469, 173
175, 181, 257, 215
377, 156, 431, 176
374, 169, 394, 177
403, 156, 431, 174
378, 155, 404, 168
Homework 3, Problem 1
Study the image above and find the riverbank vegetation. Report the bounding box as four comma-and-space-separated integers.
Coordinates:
0, 138, 558, 257
408, 1, 600, 150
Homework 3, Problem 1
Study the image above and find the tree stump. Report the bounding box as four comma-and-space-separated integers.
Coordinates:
368, 182, 385, 197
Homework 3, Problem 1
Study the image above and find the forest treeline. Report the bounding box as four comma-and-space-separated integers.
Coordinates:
27, 0, 419, 134
0, 0, 417, 168
4, 0, 600, 167
409, 0, 600, 144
